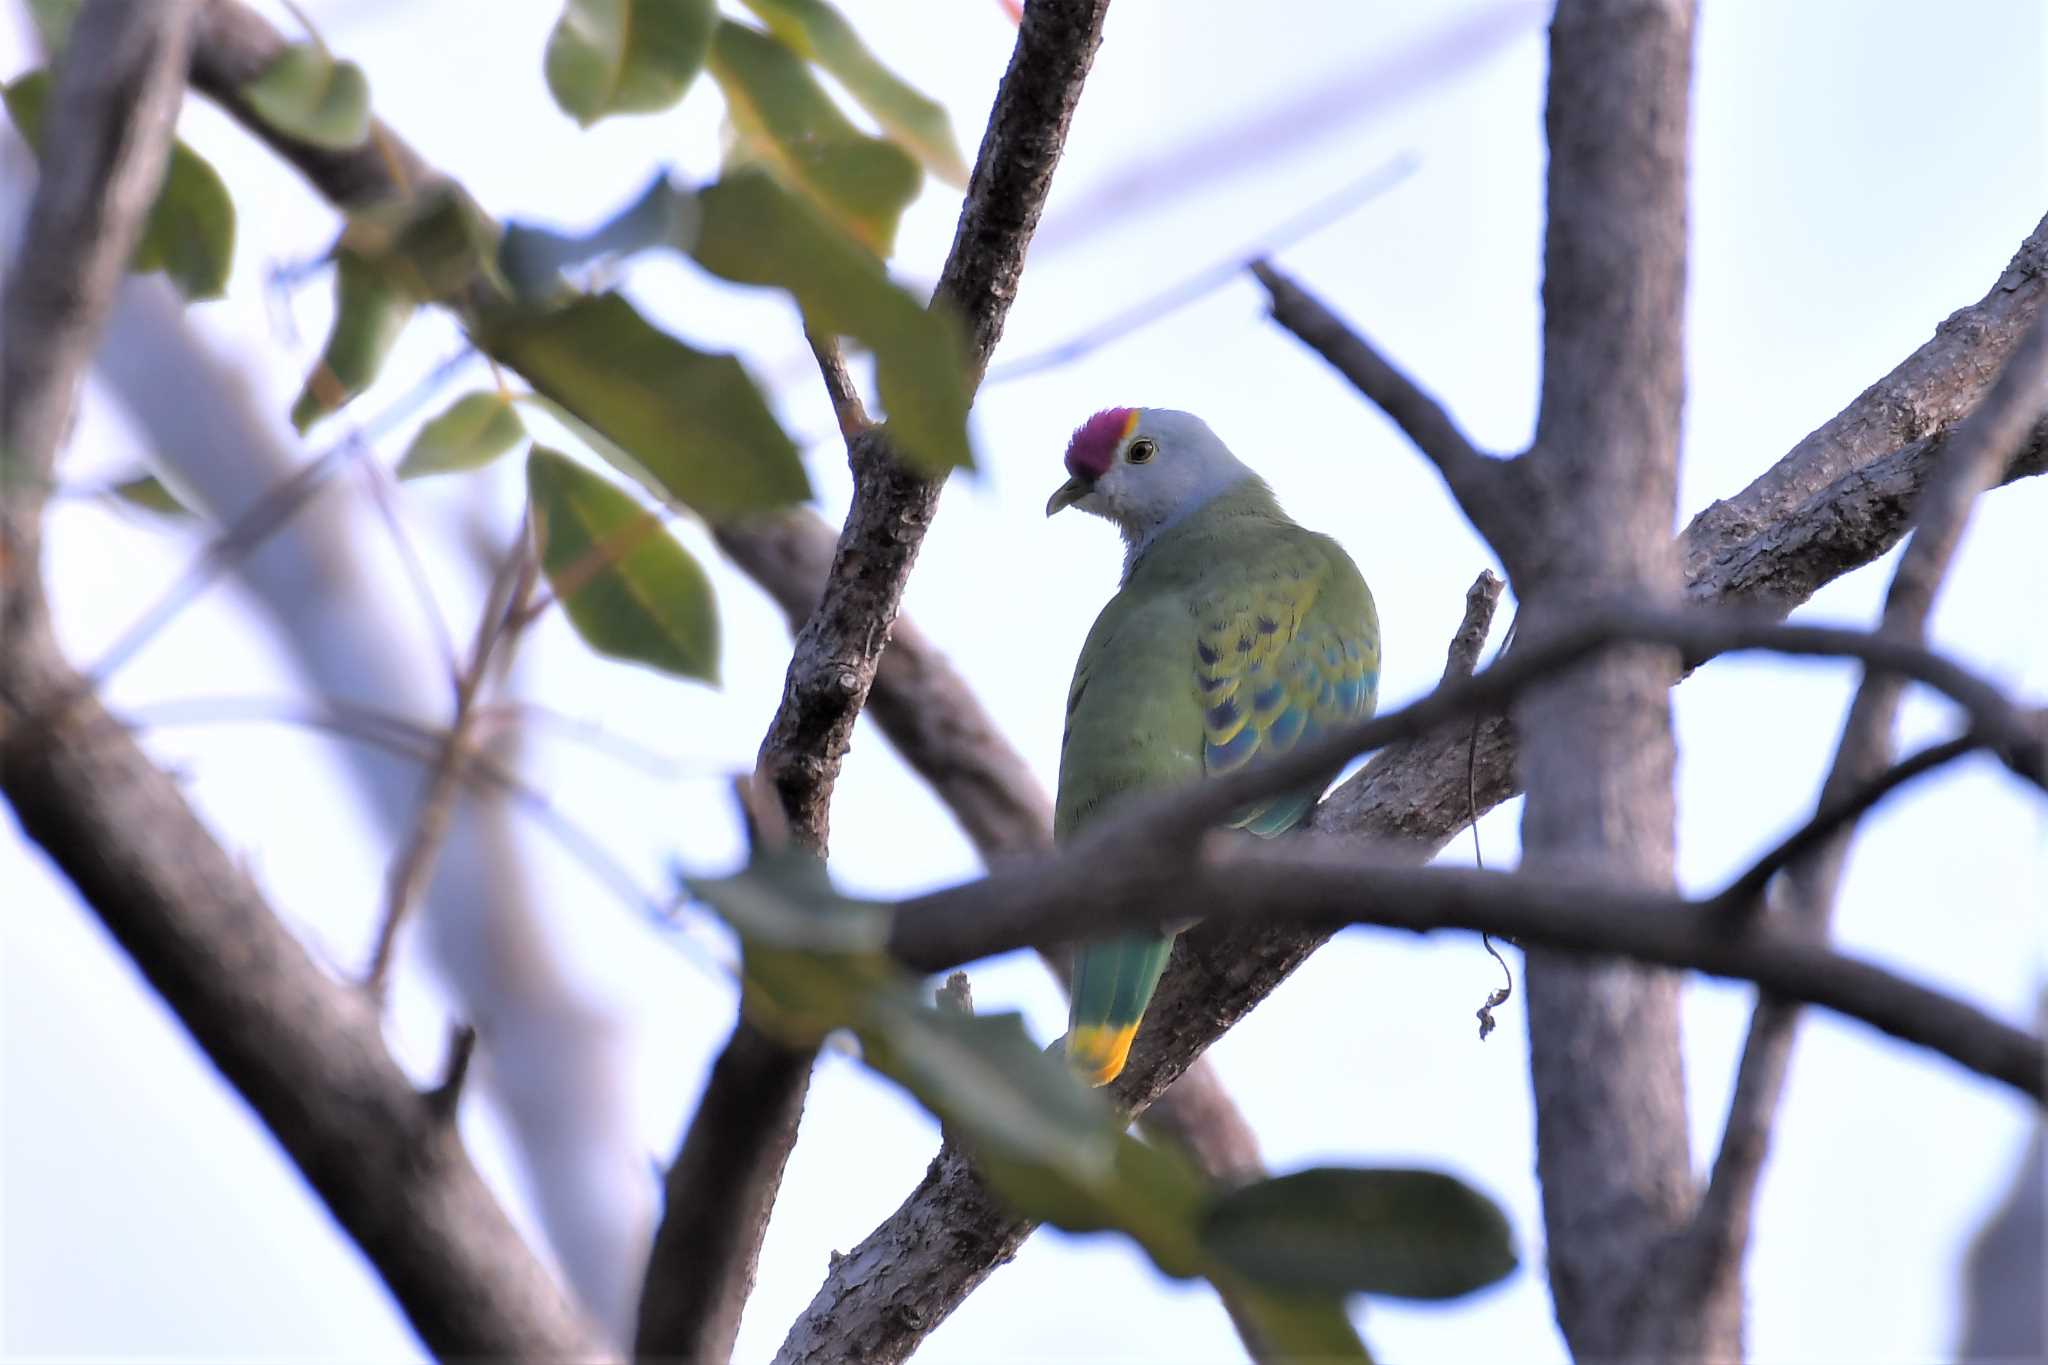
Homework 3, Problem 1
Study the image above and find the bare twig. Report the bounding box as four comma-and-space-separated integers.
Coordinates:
1709, 732, 1983, 914
1692, 307, 2048, 1295
806, 331, 871, 439
1251, 258, 1524, 552
1444, 570, 1506, 683
0, 4, 603, 1355
425, 1022, 480, 1121
988, 154, 1415, 384
130, 693, 668, 922
365, 530, 538, 997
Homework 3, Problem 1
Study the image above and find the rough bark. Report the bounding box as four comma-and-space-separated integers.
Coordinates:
1508, 2, 1708, 1355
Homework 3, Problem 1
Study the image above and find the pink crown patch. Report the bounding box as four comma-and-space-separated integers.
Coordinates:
1065, 407, 1139, 480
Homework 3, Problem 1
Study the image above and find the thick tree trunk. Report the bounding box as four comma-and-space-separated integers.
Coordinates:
1511, 0, 1733, 1357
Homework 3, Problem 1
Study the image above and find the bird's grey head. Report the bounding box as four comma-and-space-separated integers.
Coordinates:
1045, 408, 1254, 560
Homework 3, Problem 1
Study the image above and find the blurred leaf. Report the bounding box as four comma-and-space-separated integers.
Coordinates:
740, 0, 969, 186
870, 1001, 1119, 1179
339, 183, 502, 304
690, 847, 895, 1043
1202, 1167, 1517, 1300
239, 42, 371, 150
546, 0, 717, 126
4, 70, 237, 301
290, 250, 414, 432
397, 391, 526, 479
499, 174, 700, 301
526, 445, 720, 682
692, 851, 887, 956
480, 292, 809, 521
110, 472, 198, 519
25, 0, 79, 51
708, 20, 920, 254
695, 169, 971, 473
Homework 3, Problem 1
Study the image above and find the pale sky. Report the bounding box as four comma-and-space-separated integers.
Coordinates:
4, 2, 2044, 1362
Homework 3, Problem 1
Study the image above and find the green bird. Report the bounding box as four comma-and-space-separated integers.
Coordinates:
1045, 407, 1380, 1085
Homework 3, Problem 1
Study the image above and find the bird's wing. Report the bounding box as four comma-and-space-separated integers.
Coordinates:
1193, 534, 1380, 835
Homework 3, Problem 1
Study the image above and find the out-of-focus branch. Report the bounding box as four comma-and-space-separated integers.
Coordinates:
1958, 1075, 2045, 1361
365, 534, 538, 997
1250, 259, 1526, 554
640, 5, 1114, 1360
1709, 732, 1982, 913
1691, 307, 2048, 1297
885, 845, 2044, 1098
0, 4, 602, 1357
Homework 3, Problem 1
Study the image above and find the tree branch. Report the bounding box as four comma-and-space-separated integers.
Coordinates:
1684, 211, 2048, 586
1709, 732, 1982, 914
882, 843, 2043, 1099
1249, 259, 1525, 553
0, 4, 604, 1357
1690, 306, 2048, 1297
641, 5, 1113, 1358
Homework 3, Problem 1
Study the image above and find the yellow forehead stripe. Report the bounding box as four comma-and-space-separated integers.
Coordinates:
1119, 409, 1142, 443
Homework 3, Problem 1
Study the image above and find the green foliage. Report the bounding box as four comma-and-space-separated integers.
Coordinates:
239, 42, 372, 150
708, 20, 921, 255
3, 70, 237, 301
109, 472, 198, 519
479, 292, 809, 522
1203, 1167, 1518, 1301
24, 0, 78, 50
694, 169, 973, 474
691, 851, 1526, 1360
397, 391, 527, 479
738, 0, 969, 187
290, 250, 414, 432
546, 0, 717, 126
340, 183, 503, 304
526, 445, 720, 683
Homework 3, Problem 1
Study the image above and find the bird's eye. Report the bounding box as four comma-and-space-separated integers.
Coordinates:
1127, 438, 1156, 464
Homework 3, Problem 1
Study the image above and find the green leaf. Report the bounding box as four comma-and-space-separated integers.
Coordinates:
109, 472, 198, 519
739, 0, 969, 187
25, 0, 80, 51
869, 1001, 1120, 1180
708, 20, 920, 255
339, 183, 503, 304
4, 70, 236, 301
480, 292, 809, 521
1202, 1167, 1518, 1301
694, 169, 972, 474
499, 174, 700, 301
290, 250, 415, 432
239, 42, 372, 150
546, 0, 718, 126
526, 445, 720, 682
397, 392, 526, 479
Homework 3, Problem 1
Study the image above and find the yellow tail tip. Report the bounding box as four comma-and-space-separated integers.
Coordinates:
1067, 1023, 1139, 1087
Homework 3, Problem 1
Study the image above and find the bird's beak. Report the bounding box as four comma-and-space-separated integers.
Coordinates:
1046, 475, 1091, 517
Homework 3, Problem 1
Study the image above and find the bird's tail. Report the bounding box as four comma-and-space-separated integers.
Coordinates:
1067, 933, 1174, 1086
